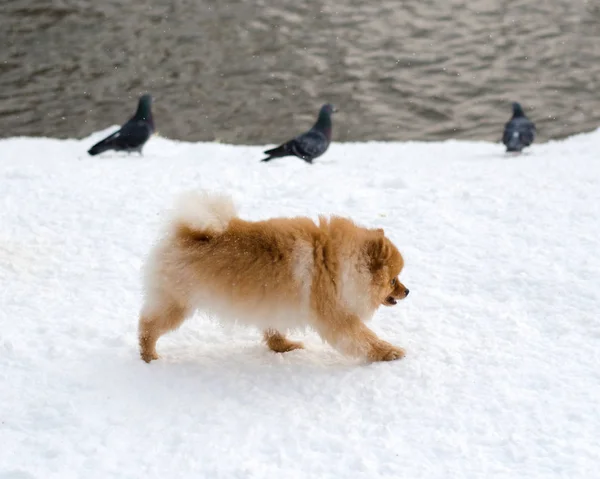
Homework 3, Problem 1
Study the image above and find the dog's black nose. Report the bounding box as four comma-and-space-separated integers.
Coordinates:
404, 289, 410, 297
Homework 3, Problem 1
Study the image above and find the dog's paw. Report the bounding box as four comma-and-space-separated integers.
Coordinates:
264, 330, 305, 353
140, 350, 160, 363
276, 341, 304, 353
368, 342, 405, 362
267, 339, 304, 353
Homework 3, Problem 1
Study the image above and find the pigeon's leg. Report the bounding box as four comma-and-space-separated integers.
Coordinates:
263, 329, 304, 353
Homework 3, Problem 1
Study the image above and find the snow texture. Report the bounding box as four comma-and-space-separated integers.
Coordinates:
1, 128, 599, 478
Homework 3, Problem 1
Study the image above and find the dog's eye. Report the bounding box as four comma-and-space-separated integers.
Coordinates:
390, 278, 397, 286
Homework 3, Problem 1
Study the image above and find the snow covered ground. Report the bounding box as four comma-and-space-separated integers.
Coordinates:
1, 128, 599, 478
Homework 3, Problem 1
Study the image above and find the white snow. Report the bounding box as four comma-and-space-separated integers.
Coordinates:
1, 128, 599, 478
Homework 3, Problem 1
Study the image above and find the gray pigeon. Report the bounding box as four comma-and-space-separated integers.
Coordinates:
88, 94, 154, 156
503, 102, 536, 153
261, 104, 336, 163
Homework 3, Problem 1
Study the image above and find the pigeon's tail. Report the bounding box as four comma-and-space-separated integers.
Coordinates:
87, 136, 117, 156
167, 191, 238, 240
506, 131, 523, 152
261, 144, 289, 162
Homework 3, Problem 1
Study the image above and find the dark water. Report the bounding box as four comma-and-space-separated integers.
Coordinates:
2, 0, 599, 144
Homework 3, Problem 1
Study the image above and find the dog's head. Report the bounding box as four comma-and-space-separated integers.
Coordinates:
364, 229, 409, 308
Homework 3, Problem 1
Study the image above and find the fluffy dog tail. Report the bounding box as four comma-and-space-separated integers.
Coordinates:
168, 191, 238, 238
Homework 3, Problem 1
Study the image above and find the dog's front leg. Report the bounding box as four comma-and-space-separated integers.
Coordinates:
315, 310, 405, 362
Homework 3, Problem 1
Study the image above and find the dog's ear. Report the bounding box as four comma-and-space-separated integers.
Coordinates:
365, 234, 390, 272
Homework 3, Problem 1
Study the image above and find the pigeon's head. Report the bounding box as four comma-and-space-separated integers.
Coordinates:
139, 94, 152, 108
135, 94, 153, 122
320, 104, 337, 116
512, 102, 525, 118
314, 104, 336, 136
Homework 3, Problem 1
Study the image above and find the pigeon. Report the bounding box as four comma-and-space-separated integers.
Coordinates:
502, 102, 536, 153
88, 94, 154, 156
261, 104, 336, 163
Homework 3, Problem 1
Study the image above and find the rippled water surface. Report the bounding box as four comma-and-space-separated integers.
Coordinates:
2, 0, 599, 143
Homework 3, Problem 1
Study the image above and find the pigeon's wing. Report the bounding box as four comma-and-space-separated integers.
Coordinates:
522, 119, 536, 146
264, 142, 291, 156
514, 118, 535, 146
116, 120, 152, 149
291, 130, 328, 159
503, 119, 526, 150
101, 129, 121, 143
520, 129, 534, 146
502, 120, 515, 145
87, 128, 124, 155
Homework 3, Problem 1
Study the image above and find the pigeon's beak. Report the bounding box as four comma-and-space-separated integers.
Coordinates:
332, 107, 339, 113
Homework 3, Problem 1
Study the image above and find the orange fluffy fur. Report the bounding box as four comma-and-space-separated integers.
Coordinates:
139, 192, 409, 363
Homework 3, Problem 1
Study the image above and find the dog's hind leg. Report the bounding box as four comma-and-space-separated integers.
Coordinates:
314, 311, 405, 362
138, 296, 190, 363
263, 329, 304, 353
